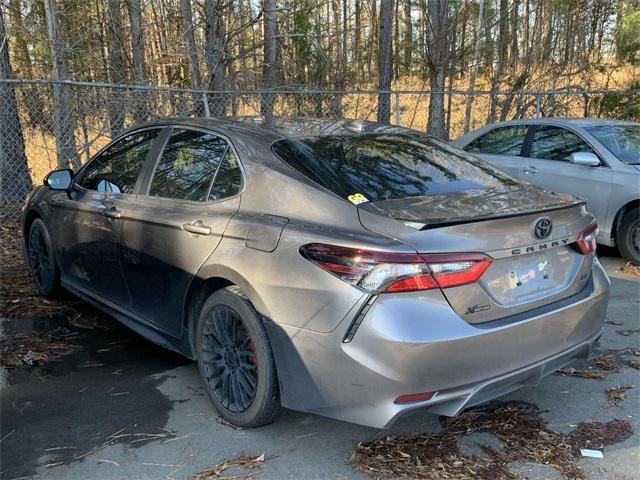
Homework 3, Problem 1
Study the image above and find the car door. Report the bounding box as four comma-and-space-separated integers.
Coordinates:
520, 125, 613, 225
51, 128, 162, 307
120, 127, 243, 337
462, 125, 529, 178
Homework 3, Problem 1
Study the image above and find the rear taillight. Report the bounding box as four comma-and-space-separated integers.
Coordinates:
574, 221, 598, 255
299, 244, 492, 293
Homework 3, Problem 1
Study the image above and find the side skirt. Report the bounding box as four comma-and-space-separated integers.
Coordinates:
62, 278, 195, 360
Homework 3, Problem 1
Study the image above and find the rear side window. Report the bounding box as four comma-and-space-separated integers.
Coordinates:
530, 126, 595, 162
209, 149, 242, 201
272, 133, 519, 203
78, 129, 159, 194
149, 129, 228, 201
465, 126, 527, 156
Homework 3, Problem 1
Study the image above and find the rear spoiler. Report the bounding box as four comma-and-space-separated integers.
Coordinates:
404, 201, 586, 231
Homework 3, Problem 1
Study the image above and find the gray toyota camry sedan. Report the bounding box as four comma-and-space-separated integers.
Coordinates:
22, 117, 610, 429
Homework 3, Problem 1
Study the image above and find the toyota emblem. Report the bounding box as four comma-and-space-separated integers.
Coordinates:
534, 218, 553, 239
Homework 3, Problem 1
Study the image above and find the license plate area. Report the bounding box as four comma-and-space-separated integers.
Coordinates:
481, 248, 578, 306
507, 254, 552, 290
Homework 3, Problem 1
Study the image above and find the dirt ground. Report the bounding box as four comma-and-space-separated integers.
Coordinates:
0, 239, 638, 480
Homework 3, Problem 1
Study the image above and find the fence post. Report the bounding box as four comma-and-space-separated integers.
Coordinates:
535, 94, 541, 118
202, 92, 211, 117
395, 91, 401, 126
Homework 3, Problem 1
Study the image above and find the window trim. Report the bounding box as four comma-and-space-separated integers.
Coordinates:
464, 124, 530, 157
73, 126, 165, 195
141, 125, 246, 205
522, 124, 609, 168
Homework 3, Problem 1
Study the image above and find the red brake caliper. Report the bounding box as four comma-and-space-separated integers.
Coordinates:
248, 340, 257, 371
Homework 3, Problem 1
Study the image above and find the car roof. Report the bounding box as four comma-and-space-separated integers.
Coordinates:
127, 116, 411, 142
483, 117, 639, 128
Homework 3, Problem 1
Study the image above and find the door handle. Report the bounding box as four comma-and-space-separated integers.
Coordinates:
182, 220, 212, 236
102, 206, 122, 219
521, 165, 539, 174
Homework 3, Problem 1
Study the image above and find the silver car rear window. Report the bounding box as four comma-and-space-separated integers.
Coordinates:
272, 133, 519, 202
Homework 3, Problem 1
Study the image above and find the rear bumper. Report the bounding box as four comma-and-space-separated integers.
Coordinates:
266, 258, 610, 429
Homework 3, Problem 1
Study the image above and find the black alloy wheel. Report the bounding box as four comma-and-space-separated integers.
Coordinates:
27, 219, 60, 297
196, 286, 280, 427
200, 305, 258, 412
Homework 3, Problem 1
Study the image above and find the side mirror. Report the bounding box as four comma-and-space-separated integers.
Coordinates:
570, 152, 600, 167
44, 169, 74, 191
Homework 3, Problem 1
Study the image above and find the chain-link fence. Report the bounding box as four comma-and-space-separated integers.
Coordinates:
1, 79, 638, 221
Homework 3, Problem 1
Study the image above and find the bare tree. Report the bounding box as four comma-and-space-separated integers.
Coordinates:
180, 0, 202, 89
127, 0, 146, 122
43, 0, 79, 168
127, 0, 145, 83
0, 3, 32, 207
261, 0, 277, 117
424, 0, 449, 139
106, 0, 126, 135
204, 0, 226, 115
463, 0, 484, 134
377, 0, 393, 123
403, 0, 412, 71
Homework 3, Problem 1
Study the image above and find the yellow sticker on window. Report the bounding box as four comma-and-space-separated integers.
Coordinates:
347, 193, 369, 205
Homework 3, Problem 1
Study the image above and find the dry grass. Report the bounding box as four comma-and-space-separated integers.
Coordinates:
0, 328, 78, 367
606, 385, 633, 407
0, 221, 24, 268
616, 329, 640, 337
591, 355, 619, 372
190, 453, 265, 480
620, 262, 640, 277
557, 367, 608, 380
351, 402, 633, 480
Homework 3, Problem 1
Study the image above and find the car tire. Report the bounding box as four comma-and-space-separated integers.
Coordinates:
617, 207, 640, 266
196, 286, 280, 427
27, 218, 62, 298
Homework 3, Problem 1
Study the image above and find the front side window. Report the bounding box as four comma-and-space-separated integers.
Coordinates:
465, 126, 528, 156
272, 133, 519, 203
78, 129, 160, 193
585, 124, 640, 164
530, 126, 596, 162
149, 129, 228, 201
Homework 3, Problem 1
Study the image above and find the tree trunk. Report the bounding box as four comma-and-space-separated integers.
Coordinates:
204, 0, 226, 115
403, 0, 412, 72
43, 0, 79, 168
0, 4, 32, 207
377, 0, 393, 123
367, 0, 377, 82
488, 0, 509, 123
106, 0, 126, 135
463, 0, 483, 134
261, 0, 277, 117
180, 0, 202, 89
425, 0, 448, 139
9, 0, 49, 133
127, 0, 146, 122
127, 0, 145, 83
355, 0, 361, 71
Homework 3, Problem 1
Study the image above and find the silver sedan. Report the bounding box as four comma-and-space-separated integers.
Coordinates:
454, 119, 640, 265
22, 117, 609, 428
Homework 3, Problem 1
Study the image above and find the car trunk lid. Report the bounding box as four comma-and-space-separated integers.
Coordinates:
358, 185, 594, 324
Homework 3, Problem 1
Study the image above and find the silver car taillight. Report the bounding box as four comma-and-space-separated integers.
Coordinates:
299, 243, 492, 293
574, 221, 598, 255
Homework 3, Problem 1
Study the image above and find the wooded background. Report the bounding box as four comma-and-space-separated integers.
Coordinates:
1, 0, 639, 214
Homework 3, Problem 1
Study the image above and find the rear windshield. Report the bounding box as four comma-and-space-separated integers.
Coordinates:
272, 133, 519, 203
